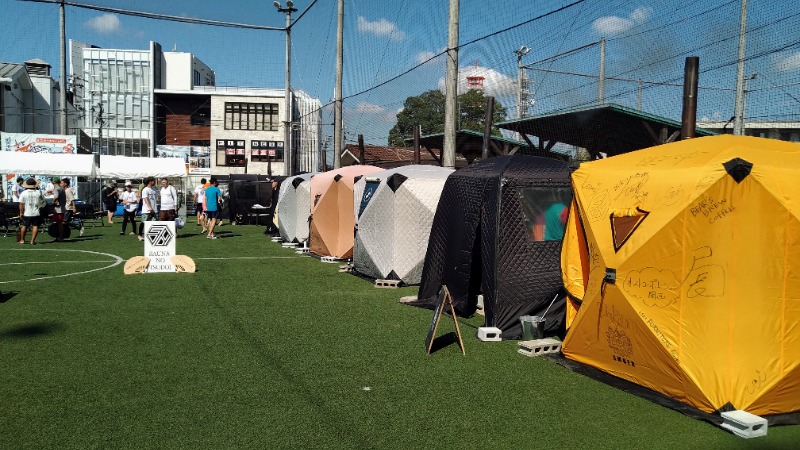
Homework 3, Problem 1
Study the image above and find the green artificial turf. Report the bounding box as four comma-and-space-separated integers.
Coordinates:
1, 222, 798, 449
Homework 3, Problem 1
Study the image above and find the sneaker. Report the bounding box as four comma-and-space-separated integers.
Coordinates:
120, 232, 125, 235
79, 227, 85, 236
129, 232, 136, 235
207, 235, 217, 239
137, 236, 143, 241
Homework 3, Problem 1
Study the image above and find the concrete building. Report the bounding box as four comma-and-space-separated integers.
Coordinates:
697, 121, 800, 143
154, 86, 322, 176
70, 39, 217, 157
0, 59, 79, 134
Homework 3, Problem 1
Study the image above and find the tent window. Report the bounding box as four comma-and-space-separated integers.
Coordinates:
519, 188, 572, 242
358, 180, 380, 218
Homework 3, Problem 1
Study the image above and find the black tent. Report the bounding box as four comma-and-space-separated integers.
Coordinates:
414, 154, 572, 339
228, 174, 274, 225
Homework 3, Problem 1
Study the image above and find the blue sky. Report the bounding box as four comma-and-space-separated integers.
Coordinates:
2, 0, 799, 146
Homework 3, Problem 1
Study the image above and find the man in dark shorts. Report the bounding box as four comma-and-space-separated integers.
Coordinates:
203, 177, 222, 240
18, 178, 45, 245
102, 181, 119, 224
51, 176, 67, 241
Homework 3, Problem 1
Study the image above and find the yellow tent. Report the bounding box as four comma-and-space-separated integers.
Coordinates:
562, 135, 800, 417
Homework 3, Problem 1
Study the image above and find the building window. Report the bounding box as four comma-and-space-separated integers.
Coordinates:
216, 139, 246, 167
251, 140, 284, 162
190, 111, 210, 126
193, 70, 200, 86
224, 102, 279, 131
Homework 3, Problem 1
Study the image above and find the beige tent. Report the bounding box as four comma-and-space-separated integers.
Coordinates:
309, 165, 384, 258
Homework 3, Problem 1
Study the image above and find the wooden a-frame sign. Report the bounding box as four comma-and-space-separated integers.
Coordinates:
425, 285, 465, 355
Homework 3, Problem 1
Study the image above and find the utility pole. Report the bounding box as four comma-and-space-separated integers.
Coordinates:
274, 1, 297, 175
733, 0, 748, 135
333, 0, 344, 169
598, 37, 606, 105
442, 0, 459, 169
93, 101, 105, 156
59, 0, 68, 134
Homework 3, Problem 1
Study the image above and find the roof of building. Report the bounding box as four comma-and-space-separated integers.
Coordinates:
155, 86, 286, 98
0, 62, 32, 89
496, 103, 717, 158
408, 129, 533, 163
341, 144, 468, 169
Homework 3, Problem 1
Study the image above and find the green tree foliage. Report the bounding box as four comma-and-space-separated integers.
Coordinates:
387, 89, 508, 147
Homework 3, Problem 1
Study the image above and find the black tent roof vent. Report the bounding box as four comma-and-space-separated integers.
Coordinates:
353, 175, 363, 184
387, 173, 408, 192
291, 177, 304, 189
334, 174, 343, 182
723, 158, 753, 184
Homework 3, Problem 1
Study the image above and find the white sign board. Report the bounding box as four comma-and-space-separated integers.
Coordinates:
1, 132, 78, 153
143, 221, 177, 273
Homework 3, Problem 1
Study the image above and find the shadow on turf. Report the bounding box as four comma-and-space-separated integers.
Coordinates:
0, 291, 19, 304
0, 321, 65, 339
428, 332, 465, 354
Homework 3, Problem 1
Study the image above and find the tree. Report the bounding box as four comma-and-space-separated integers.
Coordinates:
387, 89, 508, 147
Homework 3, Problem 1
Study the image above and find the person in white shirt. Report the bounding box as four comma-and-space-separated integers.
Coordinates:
193, 178, 207, 232
158, 178, 178, 221
43, 179, 55, 204
13, 177, 25, 201
137, 177, 158, 241
18, 178, 45, 245
119, 181, 139, 236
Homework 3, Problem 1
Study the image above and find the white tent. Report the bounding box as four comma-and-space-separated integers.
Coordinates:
0, 151, 95, 176
97, 155, 186, 179
276, 172, 314, 243
353, 165, 453, 284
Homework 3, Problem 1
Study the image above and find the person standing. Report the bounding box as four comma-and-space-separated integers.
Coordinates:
13, 177, 25, 201
43, 177, 55, 204
18, 178, 45, 245
193, 177, 207, 232
61, 178, 80, 236
158, 178, 178, 221
51, 176, 66, 241
138, 177, 158, 241
120, 181, 139, 236
102, 181, 119, 224
203, 177, 222, 240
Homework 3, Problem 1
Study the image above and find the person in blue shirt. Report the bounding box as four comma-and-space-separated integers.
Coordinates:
544, 201, 568, 241
203, 177, 222, 240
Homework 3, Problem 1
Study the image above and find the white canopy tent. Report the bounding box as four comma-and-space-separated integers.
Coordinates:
0, 151, 96, 176
276, 172, 315, 243
97, 155, 187, 179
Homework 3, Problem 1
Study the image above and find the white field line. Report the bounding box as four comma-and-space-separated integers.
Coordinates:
0, 249, 123, 284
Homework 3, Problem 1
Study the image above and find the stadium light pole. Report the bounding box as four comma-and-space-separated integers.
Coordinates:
274, 1, 297, 176
515, 45, 530, 120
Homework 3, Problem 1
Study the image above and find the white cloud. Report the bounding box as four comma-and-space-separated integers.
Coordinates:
357, 16, 406, 41
592, 6, 652, 35
416, 51, 437, 65
629, 6, 653, 23
85, 13, 121, 34
775, 52, 800, 72
353, 102, 396, 122
437, 64, 517, 97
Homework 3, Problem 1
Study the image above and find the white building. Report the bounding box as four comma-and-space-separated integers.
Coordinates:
0, 59, 79, 134
154, 86, 322, 176
70, 39, 216, 157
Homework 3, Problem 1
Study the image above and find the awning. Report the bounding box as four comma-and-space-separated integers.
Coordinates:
0, 151, 96, 176
97, 155, 187, 178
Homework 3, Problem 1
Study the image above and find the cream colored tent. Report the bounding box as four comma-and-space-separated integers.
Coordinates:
309, 165, 383, 259
562, 135, 800, 418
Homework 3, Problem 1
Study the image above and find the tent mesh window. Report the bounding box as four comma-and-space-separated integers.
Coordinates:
519, 187, 572, 242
